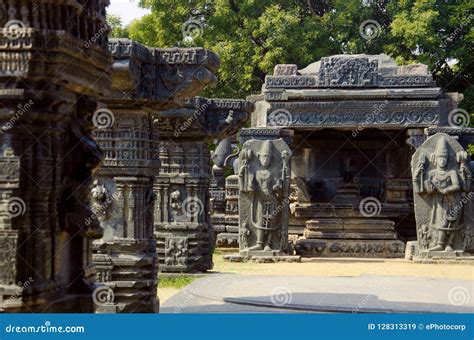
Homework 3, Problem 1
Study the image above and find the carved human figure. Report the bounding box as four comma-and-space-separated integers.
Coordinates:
170, 190, 183, 221
240, 223, 250, 249
412, 135, 471, 252
239, 140, 291, 252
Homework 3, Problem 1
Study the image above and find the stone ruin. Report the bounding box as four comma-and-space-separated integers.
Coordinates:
0, 2, 251, 310
0, 1, 472, 315
225, 54, 473, 260
91, 39, 222, 312
91, 39, 251, 313
0, 0, 111, 312
211, 138, 240, 248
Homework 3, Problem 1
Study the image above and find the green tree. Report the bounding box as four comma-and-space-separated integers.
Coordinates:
128, 0, 473, 114
107, 14, 130, 38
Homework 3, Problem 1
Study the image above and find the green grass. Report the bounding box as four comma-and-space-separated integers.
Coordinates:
158, 276, 198, 289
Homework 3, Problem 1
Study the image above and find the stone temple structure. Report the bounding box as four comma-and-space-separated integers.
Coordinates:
0, 0, 112, 312
244, 54, 472, 258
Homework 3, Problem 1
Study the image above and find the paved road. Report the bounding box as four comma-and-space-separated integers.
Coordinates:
161, 274, 474, 313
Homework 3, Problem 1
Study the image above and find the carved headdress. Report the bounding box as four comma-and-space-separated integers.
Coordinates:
259, 140, 273, 156
435, 137, 449, 157
432, 137, 450, 164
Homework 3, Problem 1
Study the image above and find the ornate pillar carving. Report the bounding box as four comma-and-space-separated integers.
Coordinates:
0, 0, 111, 312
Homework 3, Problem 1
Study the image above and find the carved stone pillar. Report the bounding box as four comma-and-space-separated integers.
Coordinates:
91, 40, 224, 306
154, 98, 251, 271
0, 0, 111, 312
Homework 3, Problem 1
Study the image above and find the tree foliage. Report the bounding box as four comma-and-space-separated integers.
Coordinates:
123, 0, 472, 117
107, 14, 129, 38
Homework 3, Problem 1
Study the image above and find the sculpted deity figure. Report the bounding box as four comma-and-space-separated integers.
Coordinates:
238, 139, 291, 253
412, 134, 472, 253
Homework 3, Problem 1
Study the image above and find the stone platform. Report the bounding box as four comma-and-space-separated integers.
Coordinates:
295, 218, 405, 258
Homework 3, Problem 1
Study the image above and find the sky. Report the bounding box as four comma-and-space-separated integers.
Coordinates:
108, 0, 151, 25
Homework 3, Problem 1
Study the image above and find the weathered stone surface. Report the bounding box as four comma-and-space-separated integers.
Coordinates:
91, 39, 166, 313
290, 54, 433, 88
238, 138, 292, 256
0, 0, 111, 312
108, 39, 219, 109
411, 133, 472, 258
154, 98, 252, 271
247, 54, 466, 259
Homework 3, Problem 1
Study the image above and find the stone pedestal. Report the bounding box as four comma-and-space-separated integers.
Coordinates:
0, 0, 111, 312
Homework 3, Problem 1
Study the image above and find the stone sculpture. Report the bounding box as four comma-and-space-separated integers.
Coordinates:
411, 133, 472, 257
238, 139, 291, 255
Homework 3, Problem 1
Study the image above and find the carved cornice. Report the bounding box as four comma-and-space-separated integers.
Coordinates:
107, 39, 219, 109
267, 110, 440, 129
0, 30, 111, 97
265, 56, 436, 90
263, 88, 442, 101
152, 97, 252, 139
239, 128, 293, 144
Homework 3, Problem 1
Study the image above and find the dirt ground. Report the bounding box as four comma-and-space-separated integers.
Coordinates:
212, 253, 474, 280
158, 251, 473, 303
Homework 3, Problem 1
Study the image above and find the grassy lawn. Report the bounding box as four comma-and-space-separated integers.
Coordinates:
159, 275, 200, 289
